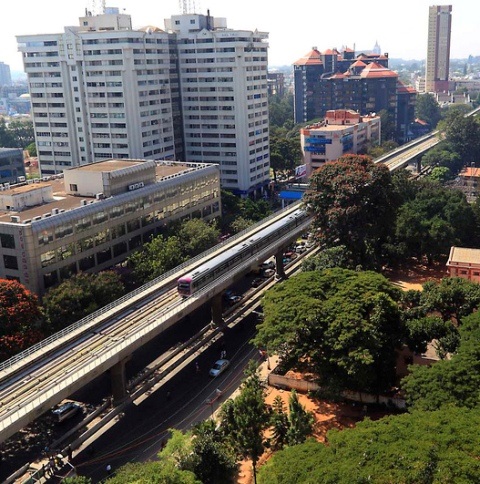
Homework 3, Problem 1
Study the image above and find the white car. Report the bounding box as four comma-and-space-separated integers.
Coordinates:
209, 359, 230, 377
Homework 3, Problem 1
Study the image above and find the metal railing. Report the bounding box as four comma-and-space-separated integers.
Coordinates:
0, 201, 302, 374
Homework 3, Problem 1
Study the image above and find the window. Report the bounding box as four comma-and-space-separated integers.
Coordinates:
3, 255, 18, 270
0, 233, 15, 249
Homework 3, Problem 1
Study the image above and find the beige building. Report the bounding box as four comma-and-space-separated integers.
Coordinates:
426, 5, 452, 93
446, 246, 480, 283
300, 109, 381, 176
0, 160, 220, 295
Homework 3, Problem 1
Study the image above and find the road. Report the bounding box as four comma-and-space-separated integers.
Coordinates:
69, 313, 262, 482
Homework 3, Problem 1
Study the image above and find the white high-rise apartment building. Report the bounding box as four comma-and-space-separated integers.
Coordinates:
17, 9, 180, 175
18, 9, 270, 196
425, 5, 452, 93
165, 12, 270, 196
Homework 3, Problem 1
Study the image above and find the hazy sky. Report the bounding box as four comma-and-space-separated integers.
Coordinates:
2, 0, 479, 72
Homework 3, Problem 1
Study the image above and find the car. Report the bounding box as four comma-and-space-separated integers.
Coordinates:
209, 359, 230, 377
251, 277, 265, 288
259, 260, 275, 270
51, 402, 82, 423
262, 268, 275, 278
295, 243, 306, 254
225, 294, 242, 305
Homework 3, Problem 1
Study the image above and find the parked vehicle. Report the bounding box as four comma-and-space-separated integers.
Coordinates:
51, 402, 82, 423
251, 277, 265, 288
209, 359, 230, 377
262, 268, 275, 278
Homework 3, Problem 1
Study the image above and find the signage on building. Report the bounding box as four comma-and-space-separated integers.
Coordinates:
128, 181, 145, 191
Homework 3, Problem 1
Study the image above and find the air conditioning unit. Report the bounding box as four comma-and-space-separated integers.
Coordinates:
17, 176, 26, 183
33, 178, 40, 183
95, 193, 104, 200
33, 216, 42, 221
81, 199, 88, 206
23, 219, 31, 224
43, 213, 51, 218
10, 215, 20, 223
4, 183, 10, 190
51, 208, 59, 215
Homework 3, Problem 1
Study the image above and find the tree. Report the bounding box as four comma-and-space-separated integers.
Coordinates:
402, 311, 480, 411
420, 277, 480, 325
421, 144, 463, 175
175, 219, 220, 258
428, 166, 452, 183
0, 118, 14, 147
378, 109, 397, 141
304, 154, 397, 268
105, 460, 200, 484
128, 235, 186, 285
0, 279, 43, 336
43, 271, 125, 330
26, 142, 37, 157
258, 406, 480, 484
269, 396, 289, 451
7, 119, 35, 148
254, 269, 404, 393
442, 110, 480, 165
188, 420, 237, 484
221, 363, 269, 484
395, 182, 476, 263
63, 478, 92, 484
300, 245, 354, 272
414, 93, 442, 127
285, 390, 314, 446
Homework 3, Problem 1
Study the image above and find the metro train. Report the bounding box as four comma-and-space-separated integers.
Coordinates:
177, 209, 308, 297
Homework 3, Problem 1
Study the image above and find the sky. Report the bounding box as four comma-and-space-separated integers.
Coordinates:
1, 0, 479, 73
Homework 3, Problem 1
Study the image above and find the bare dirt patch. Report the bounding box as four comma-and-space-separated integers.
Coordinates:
383, 260, 447, 291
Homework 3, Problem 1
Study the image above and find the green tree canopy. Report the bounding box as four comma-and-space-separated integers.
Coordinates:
442, 110, 480, 165
174, 219, 220, 258
258, 406, 480, 484
395, 182, 476, 263
127, 235, 186, 285
43, 271, 125, 330
402, 311, 480, 411
254, 269, 404, 393
414, 92, 442, 127
105, 460, 200, 484
304, 154, 397, 268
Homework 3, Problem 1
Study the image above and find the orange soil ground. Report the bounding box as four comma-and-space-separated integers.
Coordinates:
236, 262, 448, 483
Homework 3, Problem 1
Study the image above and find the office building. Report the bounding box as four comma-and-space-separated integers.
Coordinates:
0, 159, 220, 295
0, 148, 26, 184
300, 110, 381, 176
425, 5, 452, 93
17, 9, 181, 176
293, 47, 415, 142
0, 62, 12, 87
165, 12, 270, 196
18, 9, 270, 197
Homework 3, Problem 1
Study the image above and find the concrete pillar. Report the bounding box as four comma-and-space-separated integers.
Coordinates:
110, 358, 128, 405
416, 156, 422, 173
211, 294, 224, 326
275, 251, 286, 280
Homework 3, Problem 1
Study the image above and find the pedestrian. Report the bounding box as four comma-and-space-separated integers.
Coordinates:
221, 350, 226, 359
195, 362, 200, 373
106, 464, 112, 476
67, 445, 73, 461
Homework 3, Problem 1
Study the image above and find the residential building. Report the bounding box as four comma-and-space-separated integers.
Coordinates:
0, 148, 26, 184
165, 12, 270, 196
293, 47, 416, 142
447, 246, 480, 283
300, 109, 381, 176
456, 164, 480, 203
18, 9, 270, 197
425, 5, 452, 93
0, 159, 220, 295
267, 72, 285, 97
17, 9, 181, 176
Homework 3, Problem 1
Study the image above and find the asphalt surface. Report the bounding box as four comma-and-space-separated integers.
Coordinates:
70, 313, 261, 482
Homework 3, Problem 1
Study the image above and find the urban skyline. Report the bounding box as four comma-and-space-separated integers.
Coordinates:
1, 0, 480, 73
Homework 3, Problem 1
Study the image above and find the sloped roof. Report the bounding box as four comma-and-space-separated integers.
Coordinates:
294, 48, 323, 66
350, 60, 367, 68
323, 48, 339, 55
397, 80, 417, 93
360, 62, 398, 78
329, 71, 346, 79
448, 247, 480, 265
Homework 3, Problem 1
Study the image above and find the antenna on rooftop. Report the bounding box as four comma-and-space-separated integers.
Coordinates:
90, 0, 106, 15
179, 0, 198, 14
